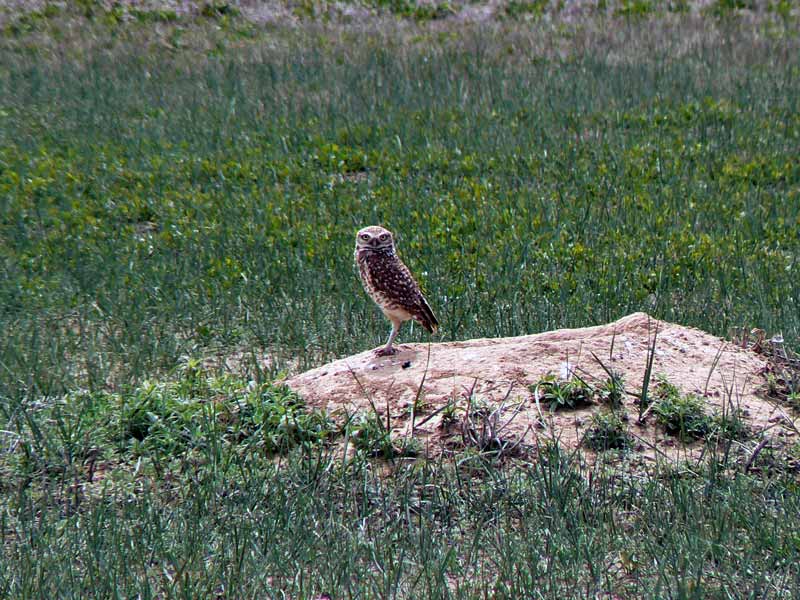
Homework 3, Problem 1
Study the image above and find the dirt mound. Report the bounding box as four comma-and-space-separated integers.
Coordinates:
286, 313, 798, 462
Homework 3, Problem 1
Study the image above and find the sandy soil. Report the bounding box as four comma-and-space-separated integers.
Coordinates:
286, 312, 799, 463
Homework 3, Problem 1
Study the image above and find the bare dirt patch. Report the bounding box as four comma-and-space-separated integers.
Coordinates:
286, 312, 799, 464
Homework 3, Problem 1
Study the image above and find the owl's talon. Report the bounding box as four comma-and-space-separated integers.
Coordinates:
374, 347, 399, 356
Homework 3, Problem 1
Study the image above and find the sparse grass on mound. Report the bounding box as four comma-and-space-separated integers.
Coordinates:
651, 377, 713, 441
1, 5, 799, 598
583, 410, 633, 451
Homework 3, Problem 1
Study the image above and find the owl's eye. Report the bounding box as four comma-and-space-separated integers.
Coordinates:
379, 234, 389, 241
360, 234, 370, 240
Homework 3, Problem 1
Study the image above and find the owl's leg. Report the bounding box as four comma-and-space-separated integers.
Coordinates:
375, 319, 401, 356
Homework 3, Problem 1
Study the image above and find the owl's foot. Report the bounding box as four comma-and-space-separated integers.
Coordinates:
374, 346, 399, 356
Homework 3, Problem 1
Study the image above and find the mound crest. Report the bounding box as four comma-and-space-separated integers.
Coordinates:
286, 313, 797, 462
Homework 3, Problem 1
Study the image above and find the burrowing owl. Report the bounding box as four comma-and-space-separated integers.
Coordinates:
355, 225, 439, 356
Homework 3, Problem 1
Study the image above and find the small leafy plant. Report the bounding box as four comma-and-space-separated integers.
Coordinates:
651, 379, 712, 442
350, 412, 396, 458
349, 413, 418, 459
245, 385, 335, 454
113, 371, 333, 457
711, 409, 750, 442
652, 374, 682, 403
531, 369, 629, 414
531, 374, 595, 411
583, 411, 633, 452
504, 0, 548, 19
597, 370, 626, 410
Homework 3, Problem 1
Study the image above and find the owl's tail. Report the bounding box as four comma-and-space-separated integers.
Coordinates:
416, 297, 439, 334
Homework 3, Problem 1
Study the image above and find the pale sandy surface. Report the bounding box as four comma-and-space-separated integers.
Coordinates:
287, 312, 798, 462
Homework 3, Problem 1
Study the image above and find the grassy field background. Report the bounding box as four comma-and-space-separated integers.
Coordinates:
1, 2, 800, 597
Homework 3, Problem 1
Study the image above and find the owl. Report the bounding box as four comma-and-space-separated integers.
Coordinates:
355, 226, 439, 356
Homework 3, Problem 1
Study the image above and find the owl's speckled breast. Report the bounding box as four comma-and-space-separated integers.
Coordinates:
356, 249, 416, 314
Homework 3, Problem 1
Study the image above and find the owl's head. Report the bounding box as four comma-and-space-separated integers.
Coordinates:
355, 226, 395, 254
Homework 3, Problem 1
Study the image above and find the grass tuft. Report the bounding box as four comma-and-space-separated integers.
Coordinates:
531, 374, 596, 411
652, 377, 712, 441
583, 411, 633, 451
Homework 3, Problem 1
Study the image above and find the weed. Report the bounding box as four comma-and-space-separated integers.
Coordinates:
531, 375, 595, 411
711, 409, 750, 442
652, 386, 712, 442
350, 412, 395, 458
707, 0, 757, 18
52, 374, 332, 468
769, 0, 794, 20
459, 399, 530, 458
757, 344, 800, 411
349, 412, 418, 458
245, 384, 335, 453
667, 0, 691, 12
439, 399, 460, 428
4, 5, 61, 36
598, 370, 626, 410
652, 374, 682, 403
505, 0, 549, 19
583, 411, 633, 452
130, 9, 179, 24
615, 0, 656, 18
637, 320, 660, 420
530, 366, 627, 414
200, 2, 240, 19
366, 0, 454, 21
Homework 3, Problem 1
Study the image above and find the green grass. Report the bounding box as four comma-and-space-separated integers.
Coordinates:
650, 375, 754, 443
3, 430, 800, 597
2, 21, 799, 392
583, 410, 633, 451
1, 6, 800, 598
2, 24, 798, 395
531, 374, 597, 411
530, 369, 629, 412
653, 387, 713, 442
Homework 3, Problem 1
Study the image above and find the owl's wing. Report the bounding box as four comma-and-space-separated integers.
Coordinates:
370, 255, 439, 333
416, 294, 439, 334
